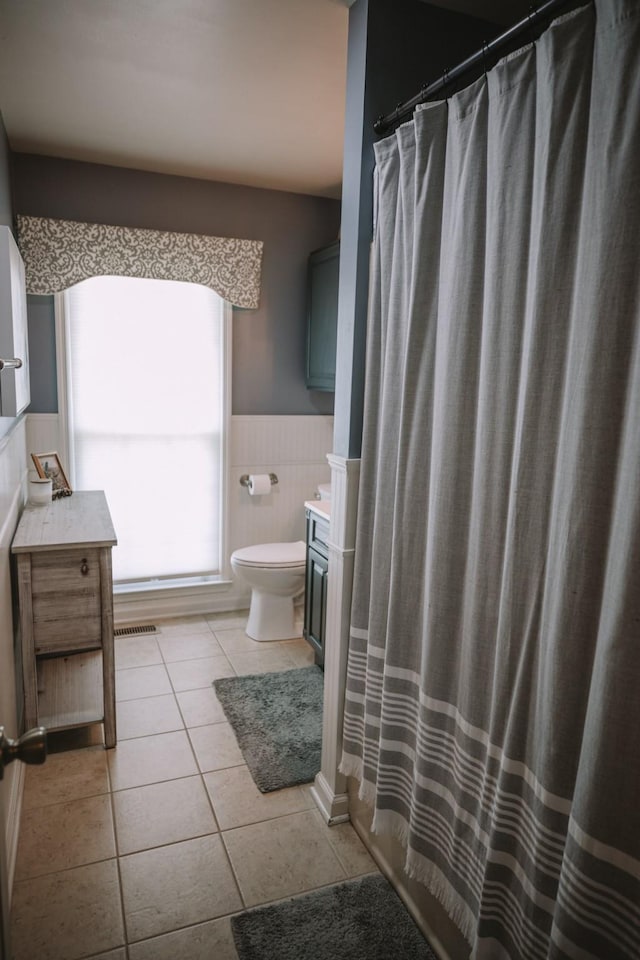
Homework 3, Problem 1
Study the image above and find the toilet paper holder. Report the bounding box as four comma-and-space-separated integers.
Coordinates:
239, 473, 278, 488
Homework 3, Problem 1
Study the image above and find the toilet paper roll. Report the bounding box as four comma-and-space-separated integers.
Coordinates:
248, 474, 272, 496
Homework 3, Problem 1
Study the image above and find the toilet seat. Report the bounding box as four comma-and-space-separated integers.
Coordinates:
231, 541, 305, 568
230, 541, 306, 641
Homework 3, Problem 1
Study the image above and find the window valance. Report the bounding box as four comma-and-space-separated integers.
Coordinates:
16, 215, 263, 309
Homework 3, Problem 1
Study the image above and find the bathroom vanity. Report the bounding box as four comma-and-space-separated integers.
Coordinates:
11, 491, 118, 747
303, 500, 330, 667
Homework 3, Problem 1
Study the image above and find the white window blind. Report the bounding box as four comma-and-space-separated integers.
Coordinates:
63, 275, 228, 584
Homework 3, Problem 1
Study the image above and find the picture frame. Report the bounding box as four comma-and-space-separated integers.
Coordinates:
31, 451, 72, 499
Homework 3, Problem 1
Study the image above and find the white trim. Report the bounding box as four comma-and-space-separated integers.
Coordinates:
220, 301, 232, 580
310, 772, 350, 825
113, 579, 246, 625
55, 281, 232, 585
312, 454, 361, 824
53, 291, 72, 480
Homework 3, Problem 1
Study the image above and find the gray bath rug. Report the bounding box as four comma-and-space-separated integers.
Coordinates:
213, 665, 323, 792
231, 873, 439, 960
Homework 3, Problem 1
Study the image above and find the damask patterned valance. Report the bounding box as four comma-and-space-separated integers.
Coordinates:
16, 215, 263, 309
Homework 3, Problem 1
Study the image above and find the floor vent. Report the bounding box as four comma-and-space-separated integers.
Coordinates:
114, 624, 158, 638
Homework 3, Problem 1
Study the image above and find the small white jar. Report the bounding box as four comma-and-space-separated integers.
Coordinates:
29, 478, 53, 506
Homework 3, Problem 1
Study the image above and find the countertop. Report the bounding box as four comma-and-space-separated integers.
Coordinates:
305, 499, 331, 520
12, 491, 117, 553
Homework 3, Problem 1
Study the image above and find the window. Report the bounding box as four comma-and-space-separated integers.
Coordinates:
57, 275, 230, 586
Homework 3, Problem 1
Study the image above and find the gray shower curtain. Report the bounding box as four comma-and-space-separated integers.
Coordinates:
341, 2, 640, 958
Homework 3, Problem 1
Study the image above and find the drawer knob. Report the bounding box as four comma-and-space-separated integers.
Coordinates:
81, 559, 89, 576
0, 726, 47, 780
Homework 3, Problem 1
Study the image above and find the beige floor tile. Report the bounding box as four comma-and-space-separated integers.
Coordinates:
188, 722, 244, 773
86, 951, 127, 960
128, 917, 238, 960
204, 764, 312, 830
115, 663, 172, 701
166, 655, 236, 691
159, 632, 224, 662
223, 810, 347, 907
226, 647, 298, 676
279, 638, 316, 667
156, 615, 215, 637
206, 611, 250, 631
114, 634, 163, 669
299, 782, 316, 807
311, 810, 379, 877
85, 952, 127, 960
108, 730, 198, 791
113, 775, 218, 854
116, 693, 184, 739
22, 745, 109, 810
213, 627, 257, 655
120, 834, 242, 942
11, 859, 124, 960
176, 686, 227, 727
16, 794, 116, 880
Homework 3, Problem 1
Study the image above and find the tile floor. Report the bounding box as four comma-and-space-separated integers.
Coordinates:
10, 612, 378, 960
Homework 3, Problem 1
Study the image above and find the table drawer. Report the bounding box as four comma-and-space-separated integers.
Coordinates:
31, 549, 102, 654
33, 616, 102, 655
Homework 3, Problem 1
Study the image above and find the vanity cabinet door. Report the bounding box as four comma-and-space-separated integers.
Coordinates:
306, 241, 339, 391
304, 545, 328, 667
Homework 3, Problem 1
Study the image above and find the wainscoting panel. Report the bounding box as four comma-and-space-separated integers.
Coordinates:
230, 415, 333, 555
25, 414, 60, 469
24, 414, 334, 618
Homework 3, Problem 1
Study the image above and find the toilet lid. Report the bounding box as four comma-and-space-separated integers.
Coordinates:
232, 541, 306, 568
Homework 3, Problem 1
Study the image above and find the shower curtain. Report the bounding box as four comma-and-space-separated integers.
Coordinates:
340, 2, 640, 958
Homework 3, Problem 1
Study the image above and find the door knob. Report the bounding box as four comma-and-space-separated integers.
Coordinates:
0, 726, 47, 780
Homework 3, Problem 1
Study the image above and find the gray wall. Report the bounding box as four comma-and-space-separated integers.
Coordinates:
335, 0, 499, 456
0, 113, 11, 230
25, 294, 58, 413
11, 154, 340, 416
0, 112, 16, 438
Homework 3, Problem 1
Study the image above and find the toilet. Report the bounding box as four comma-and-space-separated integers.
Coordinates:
231, 541, 306, 642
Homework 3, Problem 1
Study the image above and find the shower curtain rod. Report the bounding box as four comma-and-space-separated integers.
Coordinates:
373, 0, 575, 135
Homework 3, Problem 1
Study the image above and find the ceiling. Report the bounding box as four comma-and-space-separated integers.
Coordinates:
0, 0, 531, 200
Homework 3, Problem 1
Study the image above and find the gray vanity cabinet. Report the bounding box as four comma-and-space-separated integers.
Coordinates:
306, 241, 339, 391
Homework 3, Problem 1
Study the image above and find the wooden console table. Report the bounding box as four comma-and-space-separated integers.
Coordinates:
11, 491, 118, 747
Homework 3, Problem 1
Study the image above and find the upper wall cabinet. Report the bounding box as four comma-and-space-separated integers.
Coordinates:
306, 241, 339, 392
0, 226, 30, 417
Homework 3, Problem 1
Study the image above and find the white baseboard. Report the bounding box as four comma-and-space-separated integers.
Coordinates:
310, 772, 350, 825
113, 581, 249, 625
